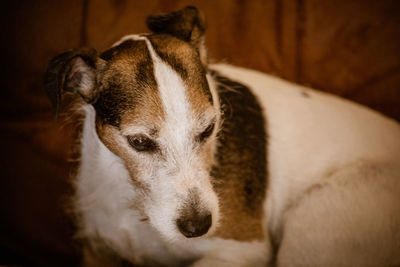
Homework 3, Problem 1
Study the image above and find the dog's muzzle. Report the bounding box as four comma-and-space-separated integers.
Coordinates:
175, 188, 213, 238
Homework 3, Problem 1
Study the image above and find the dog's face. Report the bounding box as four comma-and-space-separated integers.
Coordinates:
45, 7, 220, 241
96, 34, 221, 241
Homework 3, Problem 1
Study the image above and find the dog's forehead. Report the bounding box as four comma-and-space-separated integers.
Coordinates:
94, 35, 213, 131
148, 34, 213, 108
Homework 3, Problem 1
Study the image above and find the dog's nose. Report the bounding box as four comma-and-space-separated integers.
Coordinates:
176, 213, 212, 238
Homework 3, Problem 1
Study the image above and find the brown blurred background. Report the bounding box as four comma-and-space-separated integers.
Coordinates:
0, 0, 399, 266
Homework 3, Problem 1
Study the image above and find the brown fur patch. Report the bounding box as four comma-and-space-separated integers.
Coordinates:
94, 39, 162, 127
210, 71, 268, 241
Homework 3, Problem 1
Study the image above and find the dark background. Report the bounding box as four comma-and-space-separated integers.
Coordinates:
1, 0, 399, 266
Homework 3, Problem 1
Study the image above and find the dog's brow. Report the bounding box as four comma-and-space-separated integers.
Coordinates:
197, 108, 217, 125
121, 124, 159, 138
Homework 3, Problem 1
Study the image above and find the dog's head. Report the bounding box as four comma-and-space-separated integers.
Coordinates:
45, 7, 221, 241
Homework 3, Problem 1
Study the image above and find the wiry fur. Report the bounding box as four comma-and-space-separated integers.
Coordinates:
44, 6, 400, 267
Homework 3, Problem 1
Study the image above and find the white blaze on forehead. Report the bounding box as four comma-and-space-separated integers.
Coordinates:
142, 37, 192, 150
112, 34, 148, 47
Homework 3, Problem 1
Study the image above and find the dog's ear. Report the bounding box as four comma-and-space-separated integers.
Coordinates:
146, 6, 207, 65
44, 48, 100, 118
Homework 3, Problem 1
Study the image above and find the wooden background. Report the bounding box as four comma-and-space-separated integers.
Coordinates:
0, 0, 399, 266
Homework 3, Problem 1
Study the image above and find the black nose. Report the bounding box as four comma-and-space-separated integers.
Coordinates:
176, 213, 212, 238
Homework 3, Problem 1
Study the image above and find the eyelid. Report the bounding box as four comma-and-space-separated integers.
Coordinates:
197, 121, 216, 142
120, 124, 159, 138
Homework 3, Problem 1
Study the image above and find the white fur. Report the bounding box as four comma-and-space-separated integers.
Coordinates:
111, 34, 148, 46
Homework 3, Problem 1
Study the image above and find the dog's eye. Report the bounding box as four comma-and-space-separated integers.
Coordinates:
127, 135, 157, 152
197, 123, 215, 143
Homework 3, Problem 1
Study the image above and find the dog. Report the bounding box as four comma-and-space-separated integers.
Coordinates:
44, 6, 400, 267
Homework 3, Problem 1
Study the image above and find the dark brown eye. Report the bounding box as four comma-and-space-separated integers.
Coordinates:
127, 135, 157, 152
197, 123, 215, 143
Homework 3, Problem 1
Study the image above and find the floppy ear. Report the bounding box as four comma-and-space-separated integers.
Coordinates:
146, 6, 207, 66
44, 48, 99, 118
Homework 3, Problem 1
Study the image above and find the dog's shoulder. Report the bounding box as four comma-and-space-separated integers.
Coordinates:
210, 63, 400, 237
